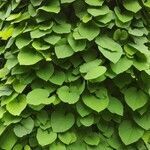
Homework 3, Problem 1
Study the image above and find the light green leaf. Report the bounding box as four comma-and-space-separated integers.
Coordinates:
84, 66, 106, 80
27, 88, 55, 105
0, 26, 14, 40
119, 120, 144, 145
85, 0, 104, 6
98, 46, 122, 63
13, 80, 26, 93
49, 69, 65, 85
49, 142, 66, 150
61, 0, 75, 3
15, 34, 31, 49
76, 101, 92, 117
6, 95, 27, 116
84, 133, 100, 146
36, 63, 54, 81
58, 131, 77, 145
78, 22, 100, 41
95, 35, 123, 52
80, 114, 94, 127
87, 5, 109, 17
80, 59, 102, 73
108, 96, 123, 116
111, 56, 133, 74
39, 0, 60, 13
36, 128, 57, 146
44, 34, 61, 45
96, 10, 113, 24
52, 23, 71, 34
18, 48, 43, 65
57, 86, 80, 104
114, 7, 133, 23
51, 109, 75, 132
32, 41, 50, 50
30, 29, 50, 39
55, 44, 74, 58
82, 89, 109, 112
68, 34, 86, 52
30, 0, 43, 6
123, 0, 141, 13
124, 87, 148, 110
14, 117, 34, 137
6, 13, 21, 21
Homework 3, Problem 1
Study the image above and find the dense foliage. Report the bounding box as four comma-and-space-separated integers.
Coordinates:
0, 0, 150, 149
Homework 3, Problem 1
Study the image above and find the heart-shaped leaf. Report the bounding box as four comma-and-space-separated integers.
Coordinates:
36, 128, 57, 146
51, 109, 75, 132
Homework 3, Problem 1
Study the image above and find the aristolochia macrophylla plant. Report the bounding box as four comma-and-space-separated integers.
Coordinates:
0, 0, 150, 149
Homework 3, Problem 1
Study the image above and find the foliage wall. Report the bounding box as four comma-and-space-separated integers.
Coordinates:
0, 0, 150, 149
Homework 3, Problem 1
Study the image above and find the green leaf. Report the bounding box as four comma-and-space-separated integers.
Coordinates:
111, 56, 133, 74
36, 128, 57, 146
85, 0, 104, 6
55, 44, 74, 58
84, 66, 106, 80
32, 41, 50, 51
80, 59, 102, 73
58, 131, 77, 145
87, 5, 109, 17
14, 117, 34, 137
123, 0, 141, 13
0, 85, 12, 97
13, 80, 26, 93
52, 23, 71, 34
30, 0, 43, 6
18, 48, 43, 65
61, 0, 75, 3
108, 96, 123, 116
76, 101, 92, 117
44, 34, 61, 45
39, 0, 60, 13
0, 26, 14, 40
98, 46, 123, 63
95, 35, 123, 52
0, 129, 17, 150
27, 88, 55, 105
57, 86, 80, 104
77, 22, 100, 41
96, 10, 113, 24
49, 69, 65, 85
82, 89, 109, 112
15, 34, 31, 49
36, 63, 54, 81
6, 13, 21, 21
51, 109, 75, 132
114, 7, 133, 23
119, 120, 144, 145
6, 95, 27, 116
68, 34, 86, 52
134, 112, 150, 130
84, 133, 100, 146
30, 29, 50, 39
49, 142, 66, 150
124, 87, 148, 110
80, 114, 94, 127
